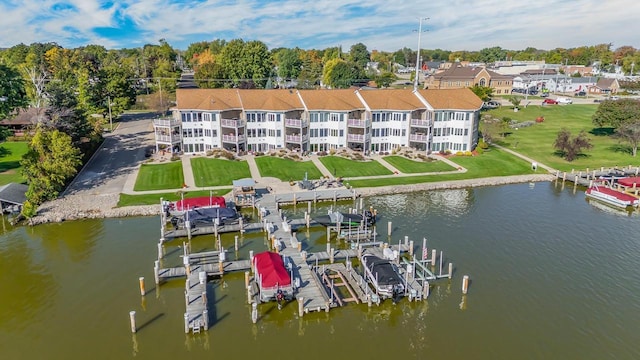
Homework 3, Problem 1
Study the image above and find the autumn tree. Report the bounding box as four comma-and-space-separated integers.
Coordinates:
470, 85, 494, 101
614, 121, 640, 156
21, 127, 82, 209
553, 128, 593, 161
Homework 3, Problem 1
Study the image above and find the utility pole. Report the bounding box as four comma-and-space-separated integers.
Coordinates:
107, 95, 113, 132
157, 78, 164, 115
413, 17, 429, 91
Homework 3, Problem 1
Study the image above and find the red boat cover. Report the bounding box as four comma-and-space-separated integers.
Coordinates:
618, 177, 640, 187
253, 251, 291, 288
587, 186, 639, 202
174, 196, 226, 211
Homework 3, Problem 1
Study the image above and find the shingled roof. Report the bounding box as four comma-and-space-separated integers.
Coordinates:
0, 183, 28, 206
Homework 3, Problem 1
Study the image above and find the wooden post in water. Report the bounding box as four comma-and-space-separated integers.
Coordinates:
333, 190, 337, 203
359, 197, 364, 211
330, 248, 334, 264
218, 258, 224, 275
234, 235, 239, 252
239, 216, 245, 234
293, 193, 297, 205
139, 277, 145, 296
387, 221, 392, 236
448, 263, 453, 279
214, 222, 218, 240
249, 250, 254, 272
251, 302, 258, 324
157, 242, 163, 259
129, 311, 137, 333
439, 251, 444, 276
298, 297, 304, 317
562, 172, 567, 183
431, 249, 437, 267
154, 261, 160, 284
247, 285, 252, 304
202, 291, 207, 305
245, 271, 250, 289
326, 227, 331, 243
462, 275, 470, 294
203, 309, 209, 330
409, 240, 414, 257
184, 313, 189, 333
423, 281, 430, 298
185, 221, 192, 240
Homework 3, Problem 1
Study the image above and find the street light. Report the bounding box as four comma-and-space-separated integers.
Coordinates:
413, 17, 429, 91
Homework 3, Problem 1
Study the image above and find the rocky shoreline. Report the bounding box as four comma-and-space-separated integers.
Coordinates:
28, 174, 555, 225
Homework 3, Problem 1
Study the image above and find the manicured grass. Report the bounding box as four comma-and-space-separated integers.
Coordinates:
485, 104, 637, 171
118, 189, 230, 207
191, 157, 252, 186
255, 156, 323, 181
0, 142, 28, 185
134, 161, 184, 191
347, 147, 536, 187
319, 156, 392, 177
383, 155, 455, 173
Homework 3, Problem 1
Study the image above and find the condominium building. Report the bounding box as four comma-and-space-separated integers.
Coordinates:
153, 88, 483, 155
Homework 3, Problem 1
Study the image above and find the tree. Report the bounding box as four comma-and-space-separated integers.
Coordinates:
21, 127, 82, 207
470, 85, 494, 101
322, 58, 355, 88
592, 98, 640, 128
375, 72, 397, 88
0, 64, 28, 120
507, 95, 523, 109
553, 128, 593, 161
349, 43, 370, 70
614, 121, 640, 156
274, 48, 302, 81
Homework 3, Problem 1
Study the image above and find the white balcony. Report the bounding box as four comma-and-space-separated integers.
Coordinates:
347, 134, 366, 142
410, 119, 432, 127
285, 119, 305, 127
221, 119, 244, 128
347, 119, 368, 127
154, 118, 181, 127
409, 134, 429, 142
222, 134, 245, 142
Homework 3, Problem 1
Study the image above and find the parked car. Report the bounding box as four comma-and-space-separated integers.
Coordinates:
540, 92, 549, 98
543, 98, 558, 105
610, 95, 620, 100
575, 91, 586, 96
556, 97, 573, 104
483, 100, 501, 109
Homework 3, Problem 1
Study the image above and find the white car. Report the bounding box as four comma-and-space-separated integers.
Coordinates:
556, 97, 573, 104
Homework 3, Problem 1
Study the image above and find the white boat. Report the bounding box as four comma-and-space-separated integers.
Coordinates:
585, 185, 640, 208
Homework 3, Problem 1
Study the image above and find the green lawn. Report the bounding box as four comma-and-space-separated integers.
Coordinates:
0, 142, 28, 185
255, 156, 323, 181
191, 157, 251, 186
485, 104, 637, 171
348, 147, 536, 187
319, 156, 393, 177
383, 155, 456, 173
118, 189, 230, 207
134, 161, 184, 191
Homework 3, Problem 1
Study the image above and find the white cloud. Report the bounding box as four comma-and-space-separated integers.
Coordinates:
0, 0, 638, 52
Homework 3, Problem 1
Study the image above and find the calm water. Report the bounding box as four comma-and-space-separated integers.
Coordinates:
1, 183, 640, 359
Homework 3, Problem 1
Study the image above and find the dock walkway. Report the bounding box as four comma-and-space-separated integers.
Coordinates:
184, 269, 208, 334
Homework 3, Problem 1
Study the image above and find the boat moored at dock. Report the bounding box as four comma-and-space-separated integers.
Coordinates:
585, 185, 640, 209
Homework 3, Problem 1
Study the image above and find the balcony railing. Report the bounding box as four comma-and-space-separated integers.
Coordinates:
285, 119, 305, 127
285, 134, 309, 143
347, 134, 366, 142
409, 134, 429, 142
221, 119, 244, 128
347, 119, 368, 127
410, 119, 432, 127
154, 118, 180, 127
222, 134, 245, 142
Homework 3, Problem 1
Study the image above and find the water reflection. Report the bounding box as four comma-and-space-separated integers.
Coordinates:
0, 231, 56, 331
25, 220, 103, 264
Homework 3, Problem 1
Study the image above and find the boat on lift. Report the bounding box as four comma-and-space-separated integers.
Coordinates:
585, 184, 640, 209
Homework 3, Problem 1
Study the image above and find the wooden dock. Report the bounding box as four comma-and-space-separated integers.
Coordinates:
555, 166, 640, 188
152, 187, 458, 331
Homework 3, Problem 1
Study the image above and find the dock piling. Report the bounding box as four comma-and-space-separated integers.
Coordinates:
423, 281, 430, 298
462, 275, 470, 294
139, 277, 145, 296
247, 285, 252, 304
234, 235, 239, 252
154, 260, 160, 284
409, 240, 414, 257
203, 309, 209, 330
448, 263, 453, 279
298, 297, 304, 317
251, 302, 258, 323
387, 221, 392, 237
431, 249, 437, 267
129, 311, 137, 333
157, 242, 163, 260
184, 313, 189, 333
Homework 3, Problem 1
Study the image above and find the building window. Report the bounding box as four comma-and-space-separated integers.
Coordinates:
479, 78, 486, 87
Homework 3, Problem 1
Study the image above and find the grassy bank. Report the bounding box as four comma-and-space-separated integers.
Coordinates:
255, 156, 323, 180
134, 161, 184, 191
347, 147, 536, 187
191, 157, 251, 186
486, 104, 637, 171
0, 142, 28, 185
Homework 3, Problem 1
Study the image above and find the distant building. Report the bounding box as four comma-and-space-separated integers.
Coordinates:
154, 88, 483, 155
427, 64, 513, 95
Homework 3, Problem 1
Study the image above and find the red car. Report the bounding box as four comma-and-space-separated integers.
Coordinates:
543, 99, 558, 105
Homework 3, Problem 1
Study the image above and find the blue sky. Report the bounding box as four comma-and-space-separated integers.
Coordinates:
1, 0, 639, 52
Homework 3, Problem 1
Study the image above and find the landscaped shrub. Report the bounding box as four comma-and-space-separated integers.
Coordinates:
329, 148, 336, 155
170, 154, 181, 161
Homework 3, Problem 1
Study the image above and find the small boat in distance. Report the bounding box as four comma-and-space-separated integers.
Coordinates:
313, 209, 375, 227
585, 184, 640, 209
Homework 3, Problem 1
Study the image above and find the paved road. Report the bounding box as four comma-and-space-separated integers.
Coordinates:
65, 112, 156, 196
